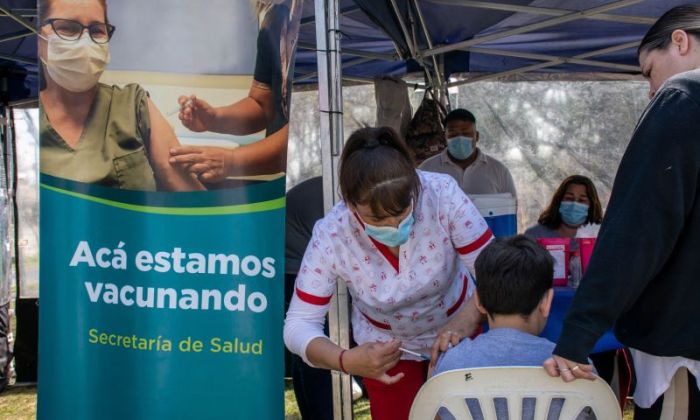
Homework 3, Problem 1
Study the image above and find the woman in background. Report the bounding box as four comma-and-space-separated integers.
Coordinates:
524, 174, 627, 396
524, 175, 603, 249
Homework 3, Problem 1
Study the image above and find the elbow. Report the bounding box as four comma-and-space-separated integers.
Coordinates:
283, 317, 294, 353
283, 311, 306, 357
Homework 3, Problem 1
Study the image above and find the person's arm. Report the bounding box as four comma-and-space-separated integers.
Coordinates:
284, 292, 404, 383
168, 123, 288, 183
177, 83, 273, 135
283, 222, 338, 364
547, 87, 700, 376
145, 98, 205, 191
284, 222, 405, 384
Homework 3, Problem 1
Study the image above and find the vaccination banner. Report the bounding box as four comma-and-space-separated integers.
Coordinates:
38, 1, 302, 418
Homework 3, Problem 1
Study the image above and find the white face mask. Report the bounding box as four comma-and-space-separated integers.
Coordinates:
41, 33, 110, 92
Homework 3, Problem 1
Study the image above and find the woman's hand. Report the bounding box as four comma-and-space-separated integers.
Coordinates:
169, 146, 231, 183
178, 95, 216, 133
543, 355, 596, 382
344, 338, 404, 385
428, 295, 483, 375
428, 329, 463, 377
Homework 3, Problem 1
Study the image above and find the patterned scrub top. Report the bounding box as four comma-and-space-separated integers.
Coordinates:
285, 171, 493, 363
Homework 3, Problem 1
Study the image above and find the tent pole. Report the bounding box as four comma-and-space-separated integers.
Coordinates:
411, 0, 446, 101
298, 42, 397, 61
426, 0, 656, 26
388, 0, 418, 59
0, 53, 36, 66
0, 30, 34, 44
0, 8, 37, 19
467, 46, 640, 73
447, 40, 641, 86
0, 6, 37, 34
423, 0, 644, 57
388, 0, 436, 90
314, 0, 353, 418
8, 108, 20, 303
295, 57, 373, 83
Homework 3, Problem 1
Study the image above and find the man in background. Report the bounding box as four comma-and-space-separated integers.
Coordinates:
419, 108, 516, 198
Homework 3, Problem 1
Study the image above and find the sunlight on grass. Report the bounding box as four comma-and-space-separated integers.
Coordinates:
284, 379, 372, 419
0, 386, 37, 420
0, 382, 636, 419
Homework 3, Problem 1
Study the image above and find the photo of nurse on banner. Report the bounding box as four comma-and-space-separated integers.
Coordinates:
39, 0, 303, 191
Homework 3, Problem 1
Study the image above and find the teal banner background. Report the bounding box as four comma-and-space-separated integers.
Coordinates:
38, 175, 285, 419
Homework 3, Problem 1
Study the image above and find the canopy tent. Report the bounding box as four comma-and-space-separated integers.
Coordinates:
0, 0, 691, 103
0, 1, 36, 106
295, 0, 688, 89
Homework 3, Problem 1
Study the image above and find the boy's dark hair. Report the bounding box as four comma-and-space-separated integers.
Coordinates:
475, 235, 554, 318
444, 109, 476, 126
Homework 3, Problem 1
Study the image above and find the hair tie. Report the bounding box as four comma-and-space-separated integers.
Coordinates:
363, 137, 389, 149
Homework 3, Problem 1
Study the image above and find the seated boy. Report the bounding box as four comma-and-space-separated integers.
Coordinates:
433, 235, 595, 419
434, 234, 556, 373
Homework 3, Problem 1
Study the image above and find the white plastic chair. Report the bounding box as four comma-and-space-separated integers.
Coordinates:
409, 367, 621, 420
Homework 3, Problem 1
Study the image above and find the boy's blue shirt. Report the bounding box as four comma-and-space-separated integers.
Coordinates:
434, 327, 556, 375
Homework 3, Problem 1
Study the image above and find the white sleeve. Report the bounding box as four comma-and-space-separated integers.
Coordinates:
284, 292, 330, 367
283, 220, 338, 366
440, 176, 494, 276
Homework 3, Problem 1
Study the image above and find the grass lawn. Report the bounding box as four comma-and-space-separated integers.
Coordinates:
0, 382, 373, 420
0, 385, 37, 420
0, 384, 635, 420
284, 382, 371, 419
0, 385, 635, 419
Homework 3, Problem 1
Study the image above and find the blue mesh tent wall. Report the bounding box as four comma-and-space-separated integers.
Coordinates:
0, 1, 37, 389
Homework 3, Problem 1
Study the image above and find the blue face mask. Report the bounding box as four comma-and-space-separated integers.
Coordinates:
559, 201, 589, 226
361, 210, 414, 247
447, 136, 474, 160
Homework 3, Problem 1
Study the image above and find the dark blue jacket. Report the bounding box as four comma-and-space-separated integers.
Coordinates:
555, 69, 700, 363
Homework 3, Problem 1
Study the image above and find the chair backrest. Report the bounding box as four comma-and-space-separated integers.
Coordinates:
409, 367, 621, 420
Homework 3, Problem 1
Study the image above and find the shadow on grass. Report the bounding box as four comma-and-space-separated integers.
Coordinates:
0, 385, 37, 420
1, 385, 37, 396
